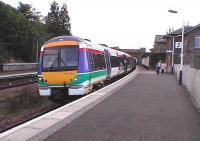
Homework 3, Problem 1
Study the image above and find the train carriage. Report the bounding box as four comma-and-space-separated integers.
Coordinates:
38, 35, 136, 102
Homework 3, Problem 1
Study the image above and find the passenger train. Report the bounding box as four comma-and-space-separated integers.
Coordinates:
38, 36, 137, 102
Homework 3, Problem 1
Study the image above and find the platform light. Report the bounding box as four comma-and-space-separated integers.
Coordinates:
168, 9, 184, 85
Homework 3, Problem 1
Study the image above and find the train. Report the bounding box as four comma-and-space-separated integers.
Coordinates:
38, 36, 137, 102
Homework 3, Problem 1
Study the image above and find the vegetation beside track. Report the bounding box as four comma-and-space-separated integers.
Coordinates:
0, 85, 57, 133
0, 70, 135, 133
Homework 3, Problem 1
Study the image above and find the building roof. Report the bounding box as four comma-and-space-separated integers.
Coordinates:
119, 49, 141, 53
119, 48, 146, 53
142, 52, 166, 57
167, 26, 193, 36
184, 24, 200, 34
154, 35, 166, 43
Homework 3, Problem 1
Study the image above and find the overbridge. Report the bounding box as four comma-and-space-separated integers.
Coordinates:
118, 48, 146, 65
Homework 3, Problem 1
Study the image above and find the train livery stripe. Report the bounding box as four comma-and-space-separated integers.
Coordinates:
39, 70, 106, 87
80, 48, 104, 54
44, 41, 79, 48
71, 70, 106, 85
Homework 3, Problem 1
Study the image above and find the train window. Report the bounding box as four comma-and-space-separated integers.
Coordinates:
119, 57, 124, 66
43, 48, 59, 71
93, 53, 106, 70
127, 57, 130, 65
60, 47, 79, 70
110, 56, 120, 67
89, 52, 95, 71
42, 46, 79, 71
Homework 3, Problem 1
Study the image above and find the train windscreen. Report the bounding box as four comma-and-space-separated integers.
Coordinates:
42, 46, 79, 71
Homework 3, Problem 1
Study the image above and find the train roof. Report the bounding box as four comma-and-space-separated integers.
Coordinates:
43, 35, 132, 57
45, 36, 85, 44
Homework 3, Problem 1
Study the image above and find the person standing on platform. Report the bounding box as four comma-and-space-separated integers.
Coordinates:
161, 61, 166, 74
155, 60, 161, 75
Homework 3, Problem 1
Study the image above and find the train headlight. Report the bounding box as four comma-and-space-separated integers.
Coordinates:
74, 75, 79, 81
38, 76, 44, 82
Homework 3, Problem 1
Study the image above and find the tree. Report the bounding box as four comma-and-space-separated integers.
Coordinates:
0, 1, 49, 62
17, 2, 42, 23
45, 1, 60, 37
45, 1, 71, 37
59, 3, 71, 35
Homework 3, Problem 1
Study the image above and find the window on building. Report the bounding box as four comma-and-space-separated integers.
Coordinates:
194, 56, 200, 69
195, 35, 200, 48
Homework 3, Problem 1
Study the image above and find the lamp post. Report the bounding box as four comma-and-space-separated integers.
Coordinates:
180, 21, 184, 85
171, 36, 175, 74
168, 9, 184, 85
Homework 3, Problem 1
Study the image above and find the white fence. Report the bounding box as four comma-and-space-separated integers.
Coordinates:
2, 63, 37, 72
174, 64, 200, 109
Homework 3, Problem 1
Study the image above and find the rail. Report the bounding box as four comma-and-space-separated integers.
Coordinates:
0, 72, 37, 90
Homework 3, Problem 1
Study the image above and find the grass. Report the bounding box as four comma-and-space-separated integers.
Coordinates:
0, 85, 51, 120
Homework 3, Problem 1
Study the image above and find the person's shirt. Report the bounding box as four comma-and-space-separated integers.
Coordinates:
124, 59, 127, 64
158, 62, 161, 67
155, 63, 160, 69
161, 63, 165, 69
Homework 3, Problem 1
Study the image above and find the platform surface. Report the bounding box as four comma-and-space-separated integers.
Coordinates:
44, 70, 200, 141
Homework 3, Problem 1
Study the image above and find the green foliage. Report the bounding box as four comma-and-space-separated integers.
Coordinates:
59, 3, 71, 35
17, 2, 42, 23
46, 1, 71, 37
45, 1, 60, 37
0, 1, 50, 62
0, 40, 10, 63
0, 0, 71, 62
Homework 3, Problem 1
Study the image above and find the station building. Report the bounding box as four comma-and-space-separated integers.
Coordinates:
150, 24, 200, 72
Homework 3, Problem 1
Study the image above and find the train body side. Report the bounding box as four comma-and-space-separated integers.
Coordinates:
38, 36, 137, 101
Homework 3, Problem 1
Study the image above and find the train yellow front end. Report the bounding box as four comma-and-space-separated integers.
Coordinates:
38, 37, 81, 101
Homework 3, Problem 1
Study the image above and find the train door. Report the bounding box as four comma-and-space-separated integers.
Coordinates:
104, 49, 111, 78
88, 51, 95, 83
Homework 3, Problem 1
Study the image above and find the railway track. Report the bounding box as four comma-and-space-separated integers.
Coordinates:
0, 95, 85, 133
0, 73, 37, 90
0, 70, 133, 133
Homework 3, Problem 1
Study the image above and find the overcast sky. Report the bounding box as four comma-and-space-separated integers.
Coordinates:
2, 0, 200, 51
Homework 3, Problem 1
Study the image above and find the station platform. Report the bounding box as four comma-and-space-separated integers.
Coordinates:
1, 67, 200, 141
0, 70, 37, 78
44, 68, 200, 141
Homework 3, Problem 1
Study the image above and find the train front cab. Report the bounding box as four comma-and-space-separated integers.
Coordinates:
38, 40, 89, 99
